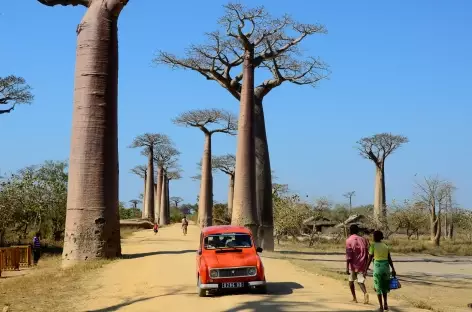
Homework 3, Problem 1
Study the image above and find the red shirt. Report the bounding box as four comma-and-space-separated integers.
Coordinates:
346, 234, 368, 272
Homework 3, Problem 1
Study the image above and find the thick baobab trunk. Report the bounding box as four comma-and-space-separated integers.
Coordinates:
166, 178, 170, 223
155, 165, 164, 223
153, 183, 157, 220
373, 163, 386, 226
231, 47, 259, 240
62, 0, 127, 266
254, 98, 274, 251
159, 172, 168, 225
142, 172, 147, 219
198, 133, 213, 227
144, 148, 155, 222
227, 174, 234, 218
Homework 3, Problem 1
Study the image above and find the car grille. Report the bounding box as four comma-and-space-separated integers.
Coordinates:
217, 267, 254, 278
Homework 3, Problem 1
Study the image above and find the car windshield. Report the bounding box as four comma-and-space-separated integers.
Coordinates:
204, 233, 252, 249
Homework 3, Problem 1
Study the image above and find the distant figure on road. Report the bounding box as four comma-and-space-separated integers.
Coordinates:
153, 223, 159, 235
32, 232, 41, 265
181, 216, 188, 235
364, 230, 397, 312
346, 224, 369, 304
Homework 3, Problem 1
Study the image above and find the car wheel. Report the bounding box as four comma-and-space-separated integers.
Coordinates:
197, 276, 206, 297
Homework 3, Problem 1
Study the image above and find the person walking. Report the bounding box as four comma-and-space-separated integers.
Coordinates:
32, 232, 41, 265
181, 215, 188, 235
345, 224, 369, 304
364, 230, 397, 311
153, 223, 159, 235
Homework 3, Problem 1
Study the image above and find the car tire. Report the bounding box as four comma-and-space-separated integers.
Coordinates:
197, 276, 206, 297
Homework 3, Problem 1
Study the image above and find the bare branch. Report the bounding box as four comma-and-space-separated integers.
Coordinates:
129, 133, 170, 149
167, 170, 183, 181
130, 165, 147, 179
37, 0, 89, 6
155, 3, 329, 102
170, 196, 184, 207
172, 108, 238, 135
212, 154, 236, 176
153, 140, 180, 170
0, 75, 34, 115
356, 133, 409, 165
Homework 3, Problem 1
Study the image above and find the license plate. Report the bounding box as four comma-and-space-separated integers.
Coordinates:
222, 282, 244, 288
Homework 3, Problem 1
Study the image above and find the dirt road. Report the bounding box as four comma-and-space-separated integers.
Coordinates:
76, 224, 426, 312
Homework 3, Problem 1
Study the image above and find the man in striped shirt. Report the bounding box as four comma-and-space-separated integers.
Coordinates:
32, 232, 41, 265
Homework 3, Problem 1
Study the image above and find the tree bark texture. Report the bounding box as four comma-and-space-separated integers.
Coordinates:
165, 178, 170, 223
373, 163, 386, 226
254, 98, 274, 251
227, 174, 234, 218
155, 165, 163, 222
198, 133, 213, 227
62, 0, 126, 266
142, 172, 146, 219
159, 172, 169, 225
231, 47, 259, 239
144, 148, 155, 221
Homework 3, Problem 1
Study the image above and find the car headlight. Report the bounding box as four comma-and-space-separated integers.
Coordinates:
209, 269, 219, 278
247, 267, 257, 276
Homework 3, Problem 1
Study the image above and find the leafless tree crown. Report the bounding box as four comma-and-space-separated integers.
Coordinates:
173, 108, 237, 135
153, 140, 181, 169
129, 133, 170, 150
357, 133, 409, 164
415, 176, 453, 213
167, 170, 183, 180
170, 196, 184, 206
212, 154, 236, 175
130, 165, 147, 178
155, 2, 329, 101
0, 75, 34, 115
343, 191, 355, 199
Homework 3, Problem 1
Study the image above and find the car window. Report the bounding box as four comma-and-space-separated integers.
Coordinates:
204, 233, 252, 249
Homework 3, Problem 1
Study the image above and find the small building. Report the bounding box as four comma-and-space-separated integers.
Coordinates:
302, 216, 338, 234
334, 214, 374, 234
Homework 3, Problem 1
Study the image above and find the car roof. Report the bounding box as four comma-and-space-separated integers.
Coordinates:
201, 225, 252, 235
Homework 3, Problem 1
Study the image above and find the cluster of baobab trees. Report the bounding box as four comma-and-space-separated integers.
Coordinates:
32, 0, 329, 266
129, 133, 181, 226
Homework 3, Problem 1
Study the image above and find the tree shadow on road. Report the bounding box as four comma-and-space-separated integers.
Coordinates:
84, 287, 192, 312
121, 249, 196, 259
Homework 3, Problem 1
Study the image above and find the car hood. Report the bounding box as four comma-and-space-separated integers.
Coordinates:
204, 251, 258, 268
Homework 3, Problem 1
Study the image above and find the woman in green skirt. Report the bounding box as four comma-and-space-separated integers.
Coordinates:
364, 230, 396, 311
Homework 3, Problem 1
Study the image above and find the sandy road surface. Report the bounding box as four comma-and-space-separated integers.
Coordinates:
76, 224, 426, 312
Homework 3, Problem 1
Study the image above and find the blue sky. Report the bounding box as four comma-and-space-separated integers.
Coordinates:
1, 1, 471, 208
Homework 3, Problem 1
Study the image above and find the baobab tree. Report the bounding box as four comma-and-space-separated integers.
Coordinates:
156, 3, 328, 249
166, 170, 182, 222
129, 199, 141, 209
343, 191, 355, 215
154, 142, 180, 224
38, 0, 130, 265
173, 108, 237, 227
0, 75, 34, 115
357, 133, 409, 225
130, 133, 169, 222
130, 165, 147, 218
170, 196, 184, 208
212, 154, 236, 217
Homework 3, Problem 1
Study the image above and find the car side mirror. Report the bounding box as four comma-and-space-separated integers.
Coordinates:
197, 249, 202, 255
256, 247, 263, 253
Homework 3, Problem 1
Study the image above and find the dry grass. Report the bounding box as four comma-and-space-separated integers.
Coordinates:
278, 235, 472, 256
0, 228, 142, 312
0, 255, 111, 312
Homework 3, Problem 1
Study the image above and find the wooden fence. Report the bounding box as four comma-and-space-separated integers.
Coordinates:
0, 245, 32, 277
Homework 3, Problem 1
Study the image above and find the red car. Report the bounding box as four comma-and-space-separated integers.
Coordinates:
196, 225, 267, 297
